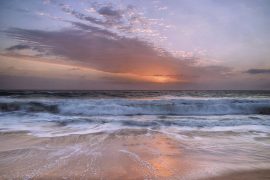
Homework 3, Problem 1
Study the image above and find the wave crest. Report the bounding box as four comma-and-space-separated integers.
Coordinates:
0, 102, 59, 113
1, 98, 270, 115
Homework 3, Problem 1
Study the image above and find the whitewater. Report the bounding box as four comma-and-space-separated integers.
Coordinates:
0, 90, 269, 137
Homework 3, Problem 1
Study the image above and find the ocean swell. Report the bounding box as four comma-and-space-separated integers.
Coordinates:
0, 98, 270, 116
0, 102, 59, 114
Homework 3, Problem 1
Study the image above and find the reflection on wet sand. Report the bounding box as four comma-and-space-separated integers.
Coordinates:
132, 134, 192, 178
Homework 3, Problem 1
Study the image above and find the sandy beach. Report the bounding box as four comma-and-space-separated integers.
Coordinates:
0, 130, 195, 179
0, 129, 269, 179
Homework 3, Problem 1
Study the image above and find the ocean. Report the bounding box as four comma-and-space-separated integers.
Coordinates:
0, 90, 269, 179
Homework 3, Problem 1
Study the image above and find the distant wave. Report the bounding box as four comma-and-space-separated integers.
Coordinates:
1, 90, 270, 99
0, 102, 59, 114
1, 98, 270, 115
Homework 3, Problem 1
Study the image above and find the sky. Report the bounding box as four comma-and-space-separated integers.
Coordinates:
0, 0, 270, 90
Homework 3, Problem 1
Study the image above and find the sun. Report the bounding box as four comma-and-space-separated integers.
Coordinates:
153, 76, 170, 83
149, 75, 180, 83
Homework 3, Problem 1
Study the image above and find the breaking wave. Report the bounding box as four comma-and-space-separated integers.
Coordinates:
0, 102, 59, 113
1, 98, 270, 115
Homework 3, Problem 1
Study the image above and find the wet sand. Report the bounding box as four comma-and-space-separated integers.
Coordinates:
0, 130, 269, 179
206, 169, 270, 180
0, 130, 196, 179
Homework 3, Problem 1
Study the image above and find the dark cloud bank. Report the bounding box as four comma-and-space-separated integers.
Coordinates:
246, 69, 270, 74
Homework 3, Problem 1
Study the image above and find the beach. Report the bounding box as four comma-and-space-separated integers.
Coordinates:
0, 130, 196, 179
1, 130, 269, 179
0, 90, 269, 179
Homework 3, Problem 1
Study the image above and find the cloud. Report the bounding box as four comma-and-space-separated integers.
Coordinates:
6, 44, 31, 51
5, 43, 48, 55
59, 3, 126, 28
98, 6, 122, 18
60, 3, 104, 26
245, 69, 270, 74
5, 24, 233, 85
58, 2, 164, 40
5, 26, 178, 76
3, 2, 234, 86
70, 21, 117, 37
